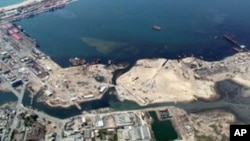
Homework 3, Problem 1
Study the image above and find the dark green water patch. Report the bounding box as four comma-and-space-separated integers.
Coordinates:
149, 111, 178, 141
0, 91, 18, 105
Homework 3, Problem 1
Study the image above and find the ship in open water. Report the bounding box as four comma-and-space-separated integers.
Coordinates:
152, 25, 162, 31
223, 34, 239, 45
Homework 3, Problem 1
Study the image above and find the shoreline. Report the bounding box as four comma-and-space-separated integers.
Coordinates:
115, 52, 250, 107
1, 52, 249, 109
0, 0, 74, 22
0, 88, 11, 93
44, 93, 104, 108
0, 101, 17, 108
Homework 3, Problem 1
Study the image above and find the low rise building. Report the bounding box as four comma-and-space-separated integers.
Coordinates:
114, 113, 136, 127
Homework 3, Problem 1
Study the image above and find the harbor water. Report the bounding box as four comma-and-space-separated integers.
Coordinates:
0, 91, 18, 105
15, 0, 250, 67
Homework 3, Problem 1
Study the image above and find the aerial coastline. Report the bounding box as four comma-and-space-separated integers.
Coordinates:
0, 0, 250, 109
0, 0, 73, 22
1, 0, 250, 140
1, 18, 250, 108
0, 0, 38, 11
116, 52, 250, 105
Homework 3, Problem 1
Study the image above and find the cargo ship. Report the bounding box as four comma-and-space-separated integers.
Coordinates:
152, 25, 162, 31
223, 34, 239, 45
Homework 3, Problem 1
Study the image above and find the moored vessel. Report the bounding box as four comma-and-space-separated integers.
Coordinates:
223, 34, 238, 45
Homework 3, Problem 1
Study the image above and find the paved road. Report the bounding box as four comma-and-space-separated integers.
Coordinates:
4, 82, 66, 140
6, 84, 26, 140
0, 26, 66, 140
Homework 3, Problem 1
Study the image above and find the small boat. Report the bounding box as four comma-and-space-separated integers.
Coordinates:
152, 25, 162, 31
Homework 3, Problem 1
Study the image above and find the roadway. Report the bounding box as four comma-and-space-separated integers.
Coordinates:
6, 84, 26, 141
4, 82, 66, 141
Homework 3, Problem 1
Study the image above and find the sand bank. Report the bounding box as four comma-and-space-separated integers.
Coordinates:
116, 52, 250, 106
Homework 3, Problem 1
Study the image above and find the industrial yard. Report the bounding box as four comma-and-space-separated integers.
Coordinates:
0, 101, 183, 141
0, 0, 72, 22
0, 0, 126, 108
39, 61, 118, 108
0, 22, 45, 91
62, 110, 153, 141
0, 21, 123, 108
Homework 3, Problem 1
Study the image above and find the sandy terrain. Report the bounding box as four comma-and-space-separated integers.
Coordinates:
46, 65, 114, 107
0, 82, 10, 92
233, 73, 250, 97
116, 52, 250, 106
10, 44, 250, 109
190, 109, 236, 141
116, 58, 216, 105
31, 57, 123, 107
168, 107, 195, 141
169, 107, 236, 141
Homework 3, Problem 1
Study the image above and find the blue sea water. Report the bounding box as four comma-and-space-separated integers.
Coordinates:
0, 0, 23, 7
15, 0, 250, 66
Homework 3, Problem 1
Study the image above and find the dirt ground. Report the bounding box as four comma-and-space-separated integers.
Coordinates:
116, 52, 250, 106
190, 109, 236, 141
170, 107, 236, 141
116, 58, 216, 105
31, 57, 123, 107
